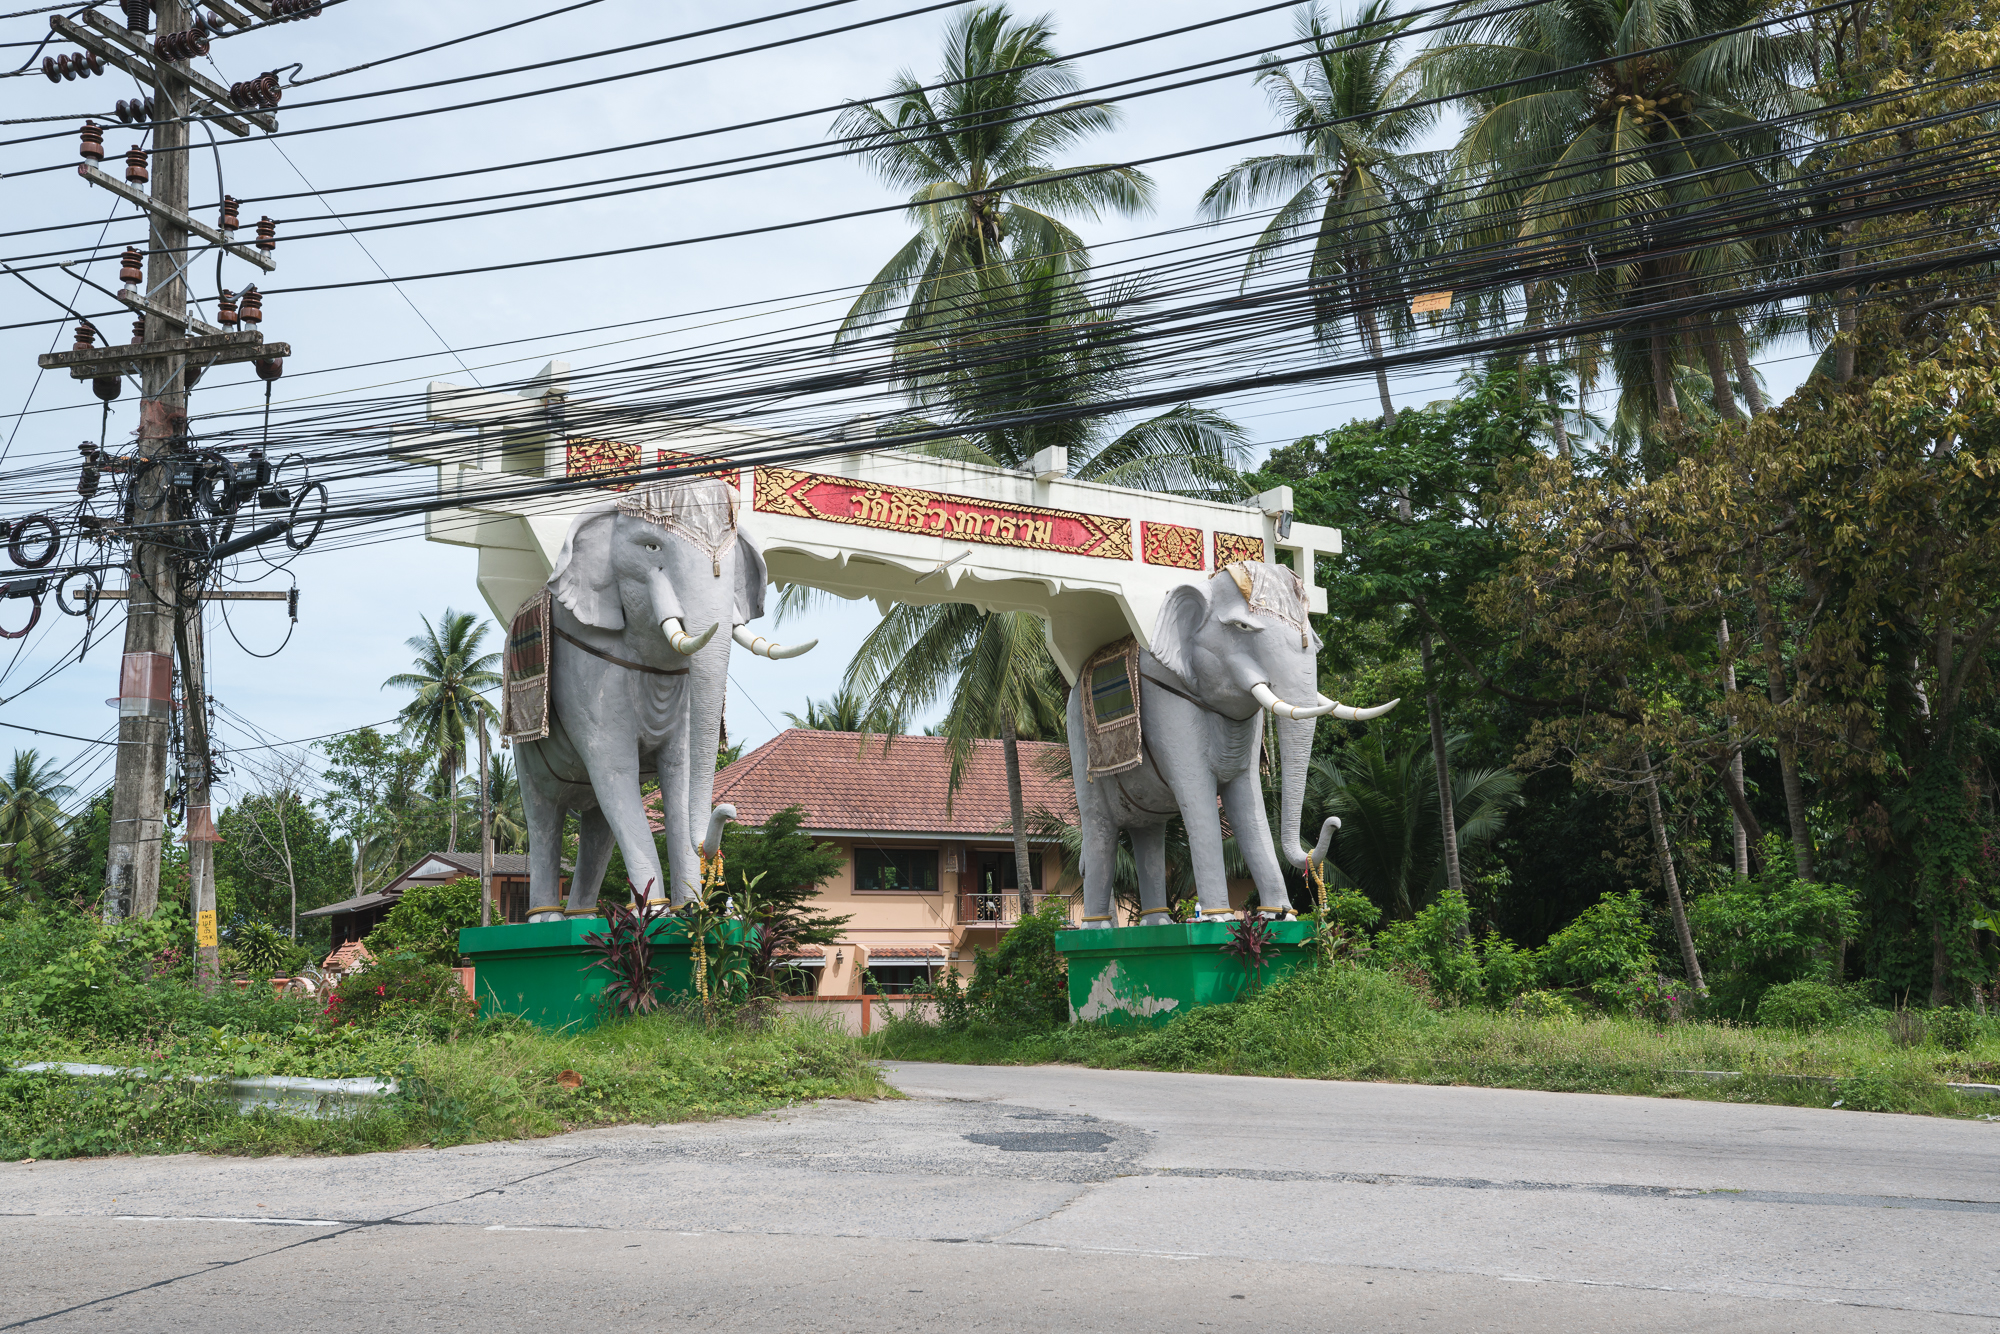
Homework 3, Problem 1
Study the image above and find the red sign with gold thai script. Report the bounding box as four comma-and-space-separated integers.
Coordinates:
753, 466, 1133, 560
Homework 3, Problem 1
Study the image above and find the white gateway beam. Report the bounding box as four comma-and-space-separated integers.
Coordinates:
410, 365, 1340, 680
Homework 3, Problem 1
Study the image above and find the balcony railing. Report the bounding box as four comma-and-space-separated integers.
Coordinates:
958, 892, 1071, 927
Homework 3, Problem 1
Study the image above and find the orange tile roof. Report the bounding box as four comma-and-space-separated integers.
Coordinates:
705, 729, 1076, 837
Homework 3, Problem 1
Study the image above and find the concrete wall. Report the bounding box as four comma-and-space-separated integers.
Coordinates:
780, 994, 936, 1036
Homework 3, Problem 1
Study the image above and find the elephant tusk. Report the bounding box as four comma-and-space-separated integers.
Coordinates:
1316, 693, 1401, 722
662, 617, 719, 656
731, 625, 818, 660
1250, 681, 1337, 720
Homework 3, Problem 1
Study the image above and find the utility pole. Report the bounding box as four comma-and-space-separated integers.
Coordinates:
479, 721, 494, 929
106, 0, 193, 925
36, 0, 298, 929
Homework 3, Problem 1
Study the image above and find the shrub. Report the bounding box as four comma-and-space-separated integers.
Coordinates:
322, 954, 473, 1034
1756, 979, 1847, 1031
1121, 961, 1437, 1071
964, 896, 1071, 1031
1373, 888, 1482, 1006
1689, 839, 1859, 1019
1477, 931, 1537, 1007
1509, 989, 1578, 1022
1535, 891, 1657, 1001
580, 897, 671, 1017
1613, 972, 1690, 1024
225, 920, 309, 978
1926, 1006, 1982, 1053
365, 876, 482, 967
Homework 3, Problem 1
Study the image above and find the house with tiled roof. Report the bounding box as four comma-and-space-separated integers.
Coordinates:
705, 729, 1080, 995
300, 850, 548, 947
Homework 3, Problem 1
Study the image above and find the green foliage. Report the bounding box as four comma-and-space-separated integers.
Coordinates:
580, 898, 672, 1017
1534, 891, 1658, 1001
1, 1009, 890, 1159
366, 875, 482, 967
965, 896, 1071, 1031
1306, 733, 1524, 921
215, 791, 349, 941
1689, 841, 1860, 1019
1925, 1006, 1983, 1053
1373, 887, 1482, 1005
322, 954, 473, 1034
1477, 930, 1537, 1005
721, 806, 851, 994
1509, 990, 1579, 1022
1756, 980, 1848, 1032
1119, 963, 1439, 1072
223, 920, 308, 979
0, 749, 75, 897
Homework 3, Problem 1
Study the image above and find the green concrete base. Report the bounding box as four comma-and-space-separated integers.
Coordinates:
1054, 920, 1318, 1029
457, 918, 717, 1032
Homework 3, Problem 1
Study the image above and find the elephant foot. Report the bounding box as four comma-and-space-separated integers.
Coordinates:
1080, 915, 1116, 930
1136, 911, 1172, 927
527, 910, 564, 924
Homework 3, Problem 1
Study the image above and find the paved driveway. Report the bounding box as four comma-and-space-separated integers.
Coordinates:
0, 1063, 1992, 1331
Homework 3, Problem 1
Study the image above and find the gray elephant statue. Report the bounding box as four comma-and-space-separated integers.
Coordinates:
1066, 561, 1395, 927
511, 476, 814, 918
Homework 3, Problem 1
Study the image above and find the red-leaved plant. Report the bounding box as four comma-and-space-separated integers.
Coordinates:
581, 882, 670, 1016
1220, 911, 1279, 992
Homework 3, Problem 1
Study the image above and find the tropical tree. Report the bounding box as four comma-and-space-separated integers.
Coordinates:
783, 684, 909, 734
0, 749, 73, 896
832, 2, 1154, 350
1306, 731, 1523, 920
1413, 0, 1811, 434
482, 752, 526, 854
1200, 0, 1436, 424
383, 609, 499, 854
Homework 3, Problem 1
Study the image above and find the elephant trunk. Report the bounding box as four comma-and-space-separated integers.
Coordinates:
1275, 714, 1334, 870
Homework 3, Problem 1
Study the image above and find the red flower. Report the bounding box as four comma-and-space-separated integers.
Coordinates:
376, 985, 386, 996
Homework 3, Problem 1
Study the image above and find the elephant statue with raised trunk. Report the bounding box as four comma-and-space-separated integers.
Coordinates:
1066, 561, 1396, 927
508, 476, 814, 919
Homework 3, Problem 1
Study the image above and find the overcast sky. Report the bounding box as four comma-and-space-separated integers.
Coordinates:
0, 0, 1815, 810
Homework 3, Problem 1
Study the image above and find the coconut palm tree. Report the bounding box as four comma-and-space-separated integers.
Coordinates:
384, 609, 499, 854
783, 684, 909, 734
832, 3, 1154, 351
1413, 0, 1810, 432
1306, 731, 1523, 920
1200, 0, 1437, 425
0, 749, 73, 894
836, 260, 1248, 915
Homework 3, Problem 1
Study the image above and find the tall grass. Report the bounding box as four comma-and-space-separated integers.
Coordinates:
876, 964, 2000, 1117
1, 1008, 889, 1159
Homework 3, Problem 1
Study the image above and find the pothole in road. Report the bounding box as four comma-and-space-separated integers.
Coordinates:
963, 1131, 1116, 1153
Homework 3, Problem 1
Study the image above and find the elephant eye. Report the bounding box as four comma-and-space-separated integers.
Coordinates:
1223, 617, 1260, 633
644, 542, 660, 551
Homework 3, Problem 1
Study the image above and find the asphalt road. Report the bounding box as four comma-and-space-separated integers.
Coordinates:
0, 1063, 1994, 1332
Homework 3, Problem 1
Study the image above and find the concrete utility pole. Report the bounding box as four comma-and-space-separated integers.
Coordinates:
48, 0, 292, 927
105, 0, 193, 924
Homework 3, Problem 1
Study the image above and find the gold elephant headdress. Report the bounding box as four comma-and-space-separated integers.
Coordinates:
1219, 560, 1312, 648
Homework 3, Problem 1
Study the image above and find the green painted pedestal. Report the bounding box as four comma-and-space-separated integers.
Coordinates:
457, 918, 711, 1032
1055, 921, 1318, 1029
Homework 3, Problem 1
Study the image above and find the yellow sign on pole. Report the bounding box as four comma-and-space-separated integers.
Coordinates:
195, 910, 218, 948
1410, 290, 1453, 314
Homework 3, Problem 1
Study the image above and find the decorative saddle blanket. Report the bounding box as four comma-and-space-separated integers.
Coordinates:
500, 586, 553, 744
1081, 636, 1143, 779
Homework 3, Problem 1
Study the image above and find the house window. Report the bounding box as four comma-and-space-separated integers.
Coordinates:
863, 963, 940, 995
854, 846, 938, 893
497, 878, 529, 924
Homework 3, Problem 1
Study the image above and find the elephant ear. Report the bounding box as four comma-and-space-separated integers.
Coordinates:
732, 531, 769, 625
1149, 580, 1210, 683
550, 501, 625, 630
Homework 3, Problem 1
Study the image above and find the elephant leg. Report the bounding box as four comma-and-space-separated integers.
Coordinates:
1223, 772, 1293, 914
1165, 772, 1234, 917
582, 757, 667, 909
568, 807, 618, 914
653, 740, 700, 907
1078, 802, 1121, 929
523, 770, 566, 923
1131, 823, 1172, 926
